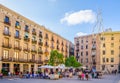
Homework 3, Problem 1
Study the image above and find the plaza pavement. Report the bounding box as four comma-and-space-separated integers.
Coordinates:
0, 74, 120, 83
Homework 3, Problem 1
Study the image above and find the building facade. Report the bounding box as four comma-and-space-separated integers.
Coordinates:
74, 34, 100, 70
0, 4, 69, 74
100, 31, 120, 73
74, 31, 120, 72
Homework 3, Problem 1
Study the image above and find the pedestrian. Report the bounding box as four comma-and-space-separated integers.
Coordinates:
81, 72, 85, 80
85, 73, 89, 80
0, 72, 3, 79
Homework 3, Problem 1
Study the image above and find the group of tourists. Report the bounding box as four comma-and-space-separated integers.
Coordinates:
0, 68, 118, 80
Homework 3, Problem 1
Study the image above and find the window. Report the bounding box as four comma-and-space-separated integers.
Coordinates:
4, 26, 9, 34
4, 38, 9, 46
111, 65, 114, 67
86, 58, 88, 63
39, 55, 42, 61
111, 58, 114, 62
32, 28, 35, 32
24, 43, 28, 49
111, 37, 114, 40
103, 43, 105, 47
32, 54, 35, 60
81, 46, 83, 49
15, 41, 19, 47
86, 45, 88, 49
32, 36, 36, 41
111, 50, 114, 55
3, 50, 9, 59
86, 40, 88, 43
103, 58, 105, 63
111, 43, 114, 47
39, 38, 42, 42
103, 50, 105, 55
32, 45, 36, 50
81, 40, 83, 43
106, 58, 109, 62
14, 52, 19, 60
24, 53, 28, 60
15, 30, 19, 37
24, 32, 29, 38
81, 59, 83, 63
15, 21, 20, 26
25, 25, 29, 30
39, 47, 42, 51
86, 51, 88, 56
81, 52, 83, 56
4, 16, 10, 23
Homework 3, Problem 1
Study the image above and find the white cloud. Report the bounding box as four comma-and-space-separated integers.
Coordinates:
60, 10, 96, 26
75, 32, 87, 37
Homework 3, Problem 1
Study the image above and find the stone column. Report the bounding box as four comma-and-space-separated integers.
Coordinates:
28, 64, 31, 73
10, 63, 13, 73
20, 63, 23, 72
34, 64, 37, 73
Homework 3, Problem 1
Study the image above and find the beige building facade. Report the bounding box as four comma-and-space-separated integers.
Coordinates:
0, 4, 69, 74
74, 31, 120, 72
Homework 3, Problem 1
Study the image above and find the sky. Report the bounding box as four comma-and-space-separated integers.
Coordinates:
0, 0, 120, 43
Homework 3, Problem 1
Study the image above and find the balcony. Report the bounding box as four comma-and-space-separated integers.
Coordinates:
24, 37, 30, 42
51, 38, 54, 42
92, 61, 96, 65
44, 50, 49, 55
57, 41, 59, 44
19, 59, 28, 63
29, 59, 36, 63
32, 31, 36, 35
3, 31, 11, 37
76, 43, 79, 46
12, 58, 19, 62
38, 42, 43, 46
44, 59, 49, 63
15, 25, 21, 29
4, 21, 11, 26
32, 40, 37, 44
14, 46, 22, 51
92, 45, 96, 50
36, 60, 43, 64
61, 43, 64, 46
57, 47, 60, 50
38, 50, 43, 54
24, 29, 30, 33
14, 35, 21, 40
61, 49, 64, 52
23, 48, 30, 52
51, 46, 54, 49
1, 57, 12, 62
39, 34, 43, 38
44, 44, 49, 47
2, 43, 12, 49
31, 50, 37, 53
45, 36, 49, 40
76, 49, 79, 52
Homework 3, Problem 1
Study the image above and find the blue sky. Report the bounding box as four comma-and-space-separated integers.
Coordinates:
0, 0, 120, 42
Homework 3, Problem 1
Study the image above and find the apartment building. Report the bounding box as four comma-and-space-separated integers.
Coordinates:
74, 31, 120, 72
100, 31, 120, 72
0, 4, 70, 74
74, 34, 100, 70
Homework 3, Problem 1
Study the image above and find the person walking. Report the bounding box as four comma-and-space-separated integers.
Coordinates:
85, 73, 89, 80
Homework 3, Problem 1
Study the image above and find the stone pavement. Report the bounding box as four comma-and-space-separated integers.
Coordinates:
0, 74, 120, 83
